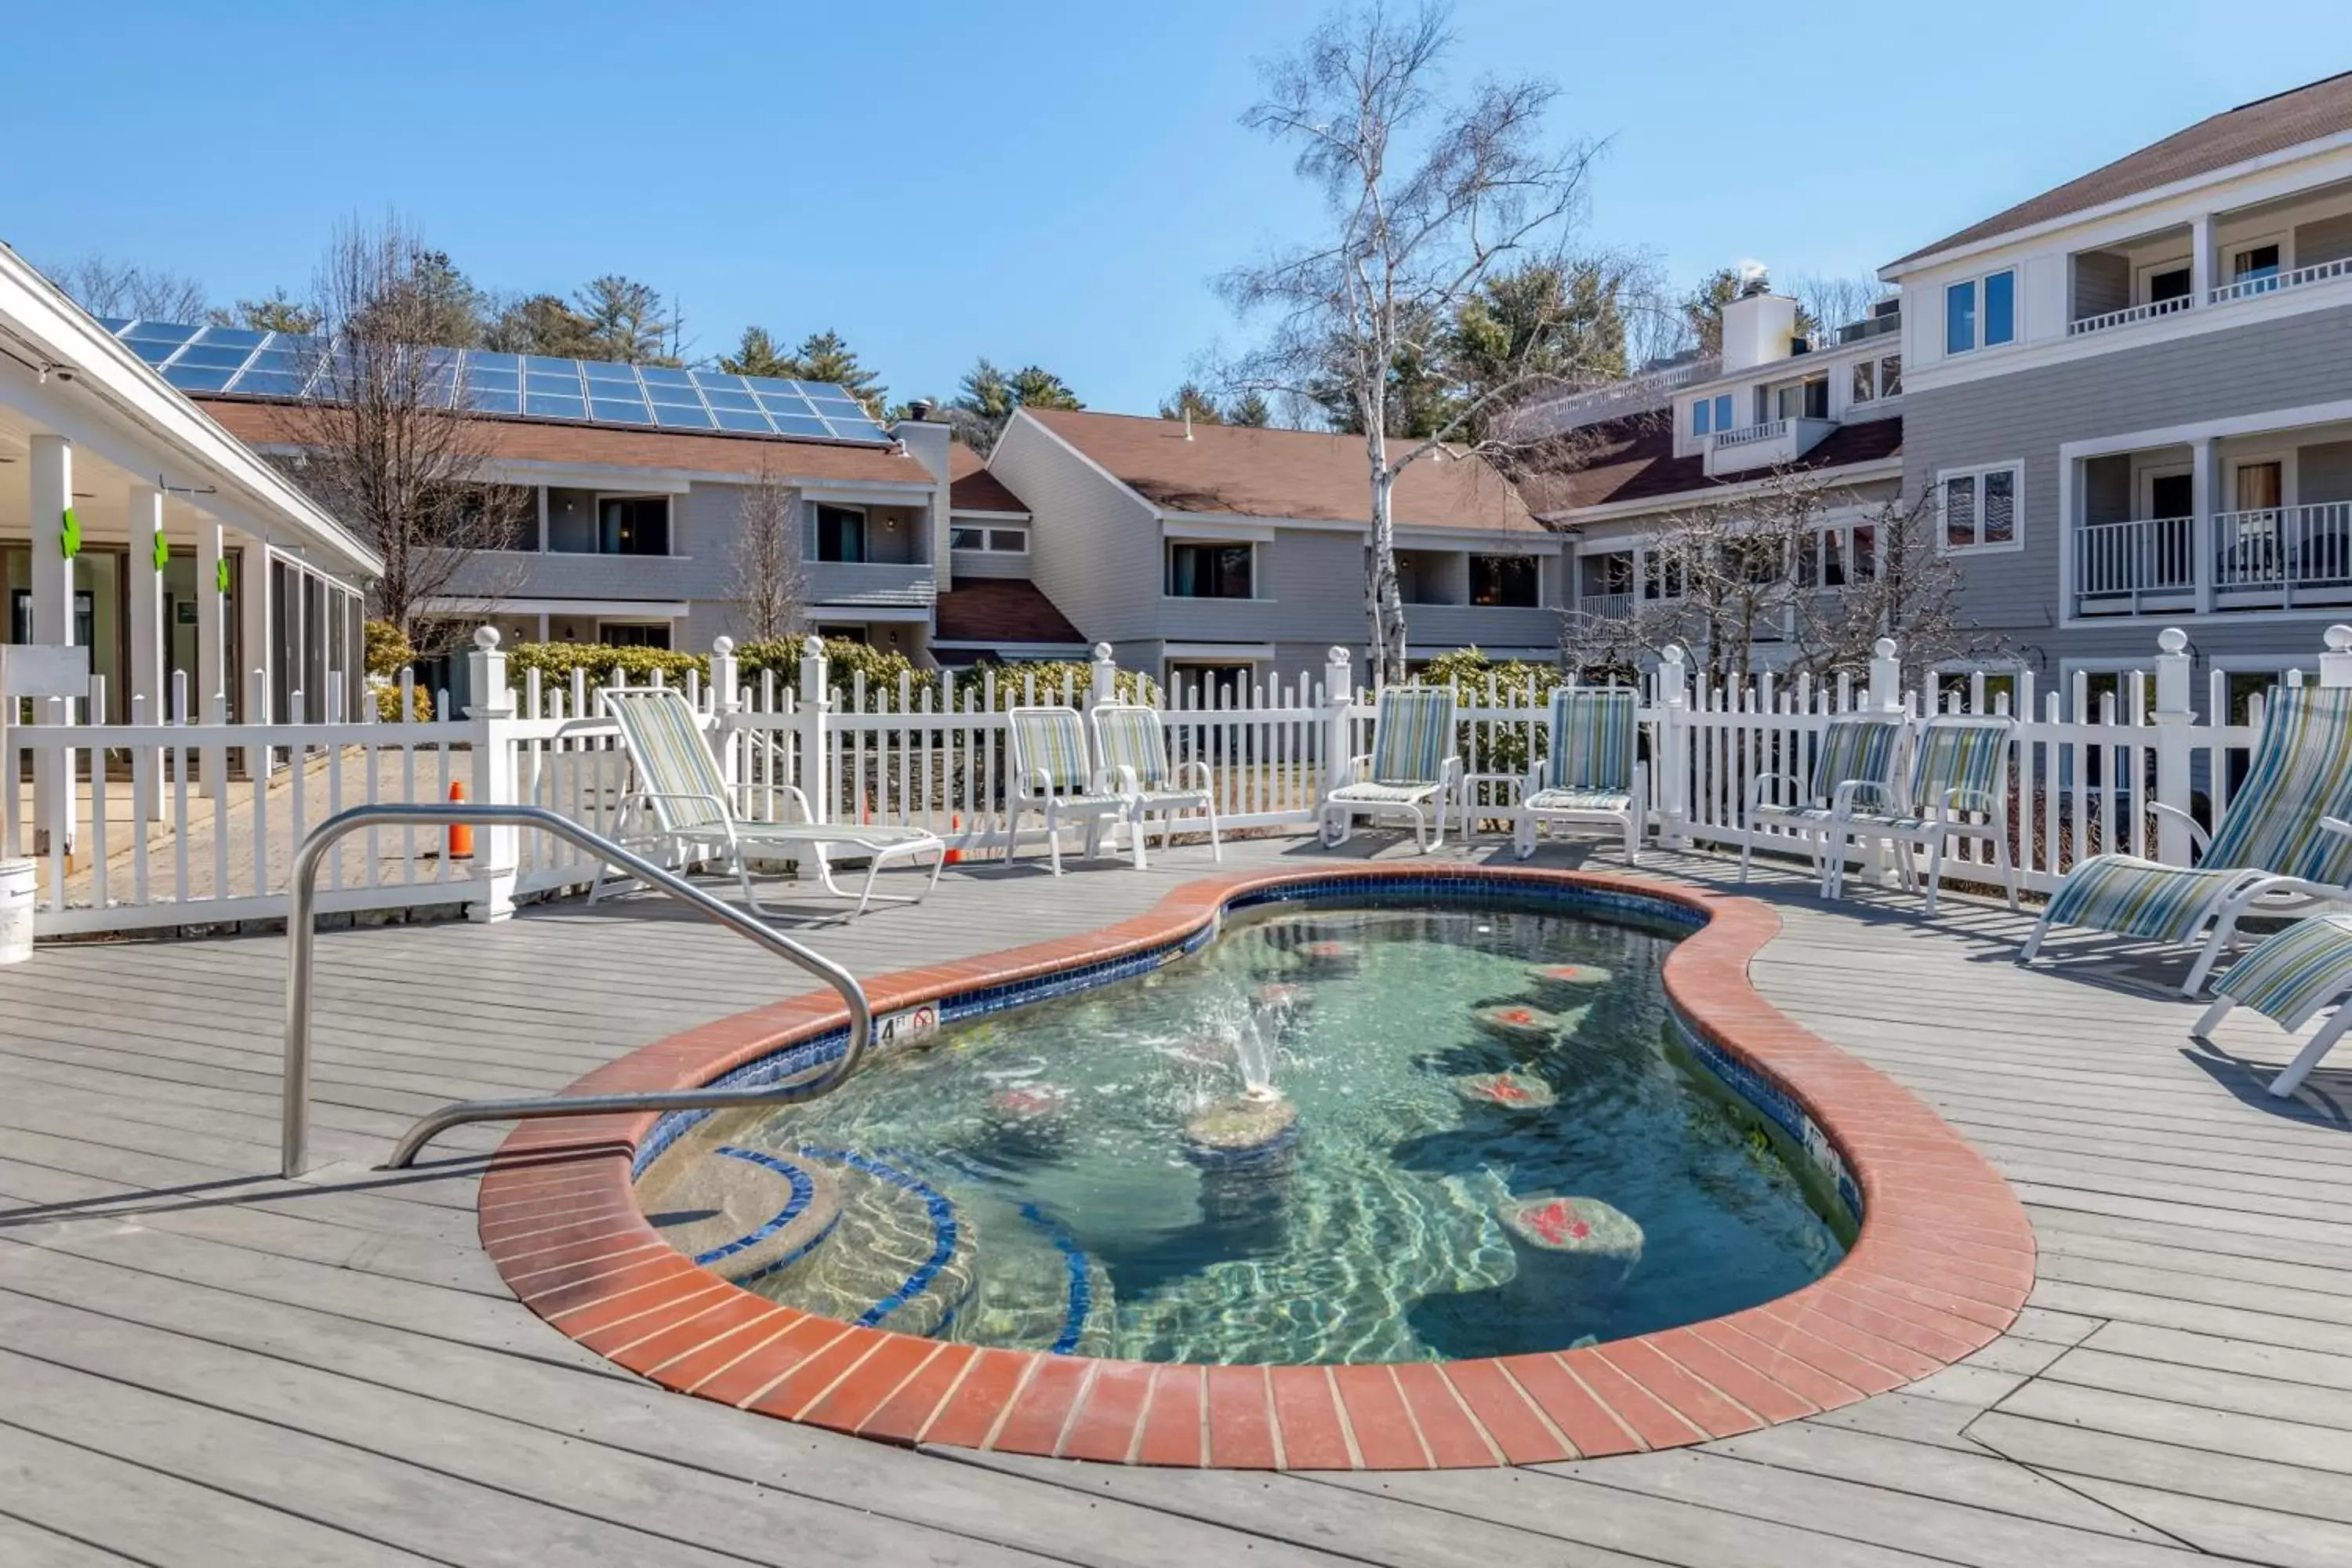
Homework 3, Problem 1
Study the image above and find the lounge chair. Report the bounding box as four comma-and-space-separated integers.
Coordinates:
1090, 702, 1220, 869
1007, 706, 1135, 875
1738, 713, 1907, 894
1829, 714, 2019, 913
1318, 686, 1461, 851
2021, 686, 2352, 996
2190, 909, 2352, 1097
1513, 687, 1644, 863
590, 686, 946, 917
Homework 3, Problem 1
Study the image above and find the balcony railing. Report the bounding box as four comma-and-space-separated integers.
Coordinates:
1703, 416, 1835, 478
2074, 517, 2194, 614
2215, 503, 2352, 604
2067, 295, 2194, 336
1570, 592, 1634, 623
1711, 418, 1789, 451
2209, 256, 2352, 306
805, 560, 937, 608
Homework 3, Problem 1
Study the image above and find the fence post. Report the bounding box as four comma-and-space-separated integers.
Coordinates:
1656, 643, 1690, 849
797, 642, 831, 827
1868, 637, 1904, 713
2321, 625, 2352, 689
710, 636, 742, 798
465, 626, 518, 924
2151, 627, 2195, 866
1088, 641, 1117, 712
1322, 646, 1355, 800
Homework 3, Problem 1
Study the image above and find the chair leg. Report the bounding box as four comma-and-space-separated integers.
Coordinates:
1046, 807, 1065, 877
1738, 826, 1754, 884
1129, 807, 1149, 871
1205, 803, 1223, 863
2190, 993, 2235, 1039
2183, 914, 2238, 998
1924, 837, 1944, 918
2271, 1007, 2352, 1098
1995, 819, 2019, 912
2017, 903, 2059, 963
1623, 815, 1639, 866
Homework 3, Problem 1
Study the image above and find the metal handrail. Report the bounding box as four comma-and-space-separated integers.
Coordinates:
281, 802, 873, 1178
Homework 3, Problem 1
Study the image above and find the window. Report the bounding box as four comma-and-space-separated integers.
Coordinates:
1165, 542, 1254, 598
457, 484, 538, 551
1944, 270, 2016, 354
598, 622, 671, 649
950, 524, 1029, 554
1851, 360, 1875, 404
1878, 355, 1901, 397
814, 622, 869, 644
1469, 554, 1540, 608
1693, 398, 1711, 437
1940, 463, 2022, 552
597, 495, 669, 556
2147, 265, 2192, 305
1769, 376, 1828, 420
1639, 546, 1684, 601
1713, 393, 1733, 433
813, 503, 866, 563
2234, 243, 2282, 287
1798, 524, 1878, 590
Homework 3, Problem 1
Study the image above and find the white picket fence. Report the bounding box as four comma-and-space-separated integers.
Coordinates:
7, 626, 2349, 937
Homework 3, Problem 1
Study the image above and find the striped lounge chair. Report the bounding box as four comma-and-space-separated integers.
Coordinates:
1090, 703, 1221, 869
1738, 713, 1907, 894
1513, 687, 1645, 863
590, 687, 946, 918
2192, 913, 2352, 1098
2021, 686, 2352, 996
1007, 706, 1135, 875
1317, 687, 1461, 852
1828, 714, 2018, 913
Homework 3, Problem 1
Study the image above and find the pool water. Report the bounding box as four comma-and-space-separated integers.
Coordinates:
673, 900, 1852, 1365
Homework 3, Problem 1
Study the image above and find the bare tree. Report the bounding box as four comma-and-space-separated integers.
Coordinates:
1787, 271, 1895, 347
1559, 470, 1995, 689
728, 461, 806, 642
48, 254, 209, 322
1220, 2, 1601, 683
276, 216, 527, 652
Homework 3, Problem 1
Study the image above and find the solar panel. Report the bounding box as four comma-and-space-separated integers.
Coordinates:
111, 320, 895, 445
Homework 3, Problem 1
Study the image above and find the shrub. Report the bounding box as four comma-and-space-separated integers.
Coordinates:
949, 659, 1158, 710
362, 619, 415, 678
506, 641, 706, 688
370, 679, 434, 722
1418, 645, 1576, 797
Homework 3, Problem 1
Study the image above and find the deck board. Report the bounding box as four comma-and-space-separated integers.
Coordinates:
7, 837, 2352, 1564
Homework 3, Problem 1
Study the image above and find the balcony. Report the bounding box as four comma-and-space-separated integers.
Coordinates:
2071, 503, 2352, 615
2068, 295, 2194, 337
2215, 503, 2352, 608
1704, 416, 1835, 478
805, 560, 938, 608
1571, 592, 1634, 624
2074, 517, 2196, 613
2208, 254, 2352, 306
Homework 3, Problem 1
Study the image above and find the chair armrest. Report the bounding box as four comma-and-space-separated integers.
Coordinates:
1747, 771, 1806, 811
778, 784, 816, 825
1831, 778, 1896, 815
1113, 764, 1142, 796
2151, 799, 2213, 855
1461, 771, 1525, 808
2322, 815, 2352, 841
1176, 758, 1214, 790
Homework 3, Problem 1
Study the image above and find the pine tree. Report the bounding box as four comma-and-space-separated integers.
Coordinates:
575, 275, 677, 365
1226, 390, 1272, 427
789, 330, 887, 416
718, 326, 794, 378
214, 288, 321, 336
1158, 382, 1223, 423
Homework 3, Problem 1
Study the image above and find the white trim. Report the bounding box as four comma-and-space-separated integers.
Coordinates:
2057, 396, 2352, 462
797, 481, 934, 506
1936, 461, 2027, 556
929, 639, 1093, 659
802, 602, 933, 624
479, 460, 692, 494
1160, 517, 1277, 544
947, 507, 1032, 522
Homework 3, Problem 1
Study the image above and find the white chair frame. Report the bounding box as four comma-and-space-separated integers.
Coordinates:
1089, 703, 1221, 870
1006, 705, 1136, 876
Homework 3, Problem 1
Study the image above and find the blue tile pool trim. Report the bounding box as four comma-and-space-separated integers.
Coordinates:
630, 873, 1859, 1232
1018, 1202, 1095, 1356
689, 1146, 839, 1281
797, 1146, 960, 1328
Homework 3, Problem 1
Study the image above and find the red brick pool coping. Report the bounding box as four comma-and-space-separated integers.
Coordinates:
475, 865, 2033, 1469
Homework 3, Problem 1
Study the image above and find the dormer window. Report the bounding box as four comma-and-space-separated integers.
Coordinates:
1690, 391, 1733, 438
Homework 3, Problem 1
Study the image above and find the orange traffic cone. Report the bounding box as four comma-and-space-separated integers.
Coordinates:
945, 812, 964, 866
447, 781, 474, 860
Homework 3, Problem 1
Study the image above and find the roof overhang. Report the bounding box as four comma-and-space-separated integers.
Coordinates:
1555, 456, 1904, 527
421, 597, 691, 619
0, 246, 382, 582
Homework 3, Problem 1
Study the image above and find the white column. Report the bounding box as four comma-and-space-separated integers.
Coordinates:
2152, 628, 2196, 865
1655, 643, 1690, 848
1867, 636, 1904, 713
2190, 212, 2214, 306
464, 626, 517, 924
797, 643, 831, 827
27, 436, 73, 856
128, 482, 167, 818
2192, 436, 2218, 614
1322, 646, 1355, 799
195, 514, 227, 799
236, 535, 272, 728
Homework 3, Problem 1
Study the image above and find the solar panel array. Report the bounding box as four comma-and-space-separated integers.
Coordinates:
104, 319, 895, 445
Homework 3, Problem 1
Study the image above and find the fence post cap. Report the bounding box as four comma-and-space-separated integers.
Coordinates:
473, 625, 500, 651
713, 636, 735, 655
2158, 626, 2190, 655
1871, 637, 1897, 659
1327, 646, 1351, 664
1091, 641, 1113, 661
1661, 644, 1685, 663
2329, 625, 2352, 654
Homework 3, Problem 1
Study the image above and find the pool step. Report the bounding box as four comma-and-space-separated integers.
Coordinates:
955, 1204, 1116, 1356
762, 1148, 978, 1336
637, 1145, 842, 1287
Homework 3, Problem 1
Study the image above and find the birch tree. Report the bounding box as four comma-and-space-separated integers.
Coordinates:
728, 461, 807, 642
1220, 2, 1599, 681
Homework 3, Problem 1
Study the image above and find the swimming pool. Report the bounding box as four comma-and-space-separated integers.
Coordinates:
639, 894, 1854, 1367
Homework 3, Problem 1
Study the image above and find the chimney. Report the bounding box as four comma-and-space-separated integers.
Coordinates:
1719, 292, 1800, 373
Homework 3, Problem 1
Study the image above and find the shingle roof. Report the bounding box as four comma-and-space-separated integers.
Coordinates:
196, 397, 938, 487
1891, 71, 2352, 267
933, 578, 1086, 647
1024, 407, 1541, 533
1518, 412, 1903, 515
947, 443, 1031, 514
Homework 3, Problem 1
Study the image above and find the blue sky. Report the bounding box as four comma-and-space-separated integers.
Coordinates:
4, 1, 2347, 414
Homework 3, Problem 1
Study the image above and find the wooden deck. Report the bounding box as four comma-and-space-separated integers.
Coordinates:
2, 835, 2349, 1567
